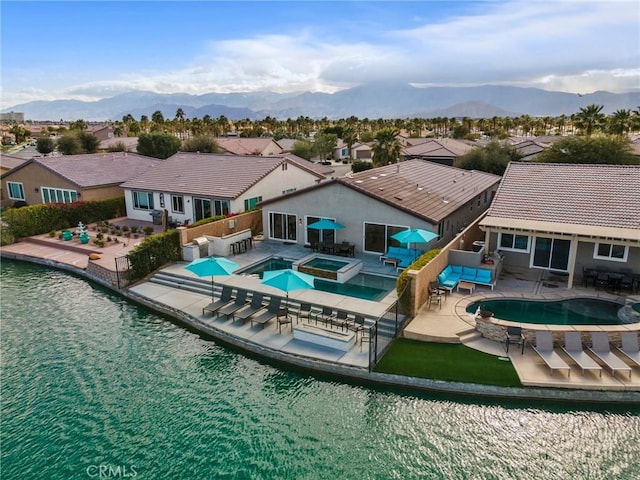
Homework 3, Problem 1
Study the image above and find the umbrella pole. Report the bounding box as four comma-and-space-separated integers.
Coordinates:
211, 277, 215, 300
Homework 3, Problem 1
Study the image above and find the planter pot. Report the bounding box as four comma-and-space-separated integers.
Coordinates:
479, 310, 494, 318
62, 231, 73, 241
79, 234, 90, 244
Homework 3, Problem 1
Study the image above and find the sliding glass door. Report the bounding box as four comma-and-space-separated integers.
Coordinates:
363, 223, 406, 254
532, 236, 571, 271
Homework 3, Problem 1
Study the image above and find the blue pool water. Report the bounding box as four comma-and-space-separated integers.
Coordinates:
467, 298, 624, 325
239, 257, 396, 301
302, 257, 349, 271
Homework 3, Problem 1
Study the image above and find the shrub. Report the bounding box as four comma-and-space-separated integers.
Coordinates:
128, 230, 181, 281
49, 230, 57, 237
96, 232, 104, 240
143, 226, 154, 236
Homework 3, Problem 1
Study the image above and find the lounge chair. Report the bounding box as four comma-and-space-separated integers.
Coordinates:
250, 297, 282, 329
531, 331, 571, 377
202, 286, 233, 316
613, 332, 640, 368
216, 289, 248, 319
560, 332, 602, 377
587, 333, 632, 379
232, 293, 265, 323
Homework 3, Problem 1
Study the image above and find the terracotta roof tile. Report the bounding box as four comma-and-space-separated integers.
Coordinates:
487, 162, 640, 230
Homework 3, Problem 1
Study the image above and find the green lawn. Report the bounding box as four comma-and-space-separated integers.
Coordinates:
373, 338, 522, 388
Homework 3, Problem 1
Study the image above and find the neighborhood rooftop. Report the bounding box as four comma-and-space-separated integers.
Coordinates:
337, 159, 501, 223
484, 162, 640, 237
1, 152, 159, 188
121, 153, 330, 199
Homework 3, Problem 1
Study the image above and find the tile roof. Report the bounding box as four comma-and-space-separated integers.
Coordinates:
12, 152, 159, 188
402, 138, 475, 157
215, 137, 281, 155
0, 154, 28, 171
338, 159, 501, 223
121, 153, 329, 199
485, 162, 640, 232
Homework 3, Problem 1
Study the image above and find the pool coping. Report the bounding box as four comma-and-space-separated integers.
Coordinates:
3, 248, 640, 406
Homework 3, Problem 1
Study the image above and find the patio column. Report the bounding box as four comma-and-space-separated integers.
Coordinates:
567, 235, 578, 289
484, 229, 491, 251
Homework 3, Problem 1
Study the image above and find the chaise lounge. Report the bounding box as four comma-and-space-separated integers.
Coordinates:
586, 332, 632, 379
532, 331, 571, 377
561, 332, 602, 377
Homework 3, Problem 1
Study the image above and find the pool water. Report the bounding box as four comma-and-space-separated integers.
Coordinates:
239, 258, 395, 301
302, 257, 349, 272
467, 298, 624, 325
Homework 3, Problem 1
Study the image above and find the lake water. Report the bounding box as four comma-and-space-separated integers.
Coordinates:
2, 259, 639, 479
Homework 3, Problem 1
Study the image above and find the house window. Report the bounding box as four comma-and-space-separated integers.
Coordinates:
213, 199, 229, 216
363, 223, 406, 254
244, 196, 262, 211
499, 233, 530, 252
133, 191, 154, 210
438, 222, 445, 239
477, 195, 481, 207
6, 182, 24, 200
41, 187, 78, 204
593, 243, 628, 262
484, 190, 489, 203
269, 212, 297, 241
305, 216, 336, 245
171, 195, 184, 214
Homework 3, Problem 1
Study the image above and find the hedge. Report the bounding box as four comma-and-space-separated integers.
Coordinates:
396, 248, 441, 315
128, 230, 182, 281
2, 197, 126, 240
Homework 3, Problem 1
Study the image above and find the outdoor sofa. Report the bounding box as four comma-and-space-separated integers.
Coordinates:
437, 265, 495, 290
380, 246, 417, 269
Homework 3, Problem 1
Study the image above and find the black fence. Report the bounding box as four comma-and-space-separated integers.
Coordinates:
367, 283, 412, 371
114, 255, 132, 289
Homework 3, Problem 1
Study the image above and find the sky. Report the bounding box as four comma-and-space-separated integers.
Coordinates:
1, 1, 639, 108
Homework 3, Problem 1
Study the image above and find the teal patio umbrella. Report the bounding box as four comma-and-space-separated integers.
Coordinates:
185, 256, 240, 300
391, 228, 438, 260
308, 218, 345, 247
261, 269, 315, 312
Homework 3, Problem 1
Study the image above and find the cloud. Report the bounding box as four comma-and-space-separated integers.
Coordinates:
2, 0, 638, 107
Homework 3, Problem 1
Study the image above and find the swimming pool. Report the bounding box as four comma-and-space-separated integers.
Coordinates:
238, 257, 396, 301
302, 257, 348, 271
466, 298, 625, 325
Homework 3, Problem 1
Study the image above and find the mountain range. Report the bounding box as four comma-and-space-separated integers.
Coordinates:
4, 83, 639, 121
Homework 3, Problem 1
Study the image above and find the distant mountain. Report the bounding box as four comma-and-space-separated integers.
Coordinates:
4, 83, 639, 121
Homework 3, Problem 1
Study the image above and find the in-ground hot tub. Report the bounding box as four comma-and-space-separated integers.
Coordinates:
293, 254, 362, 283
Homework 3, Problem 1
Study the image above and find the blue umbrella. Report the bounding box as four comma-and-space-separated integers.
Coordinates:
391, 228, 438, 260
307, 218, 345, 230
261, 269, 315, 311
185, 256, 239, 300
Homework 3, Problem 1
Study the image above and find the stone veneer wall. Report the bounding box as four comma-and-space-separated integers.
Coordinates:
475, 317, 628, 348
86, 260, 121, 287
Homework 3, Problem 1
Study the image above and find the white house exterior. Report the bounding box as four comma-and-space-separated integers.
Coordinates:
121, 153, 332, 225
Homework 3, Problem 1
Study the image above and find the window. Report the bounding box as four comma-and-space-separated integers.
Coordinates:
438, 221, 445, 239
244, 196, 262, 211
133, 191, 154, 210
269, 212, 297, 241
305, 216, 336, 245
499, 233, 530, 252
363, 223, 406, 254
41, 187, 78, 204
532, 237, 571, 271
213, 199, 229, 217
6, 182, 24, 200
594, 243, 628, 262
171, 195, 184, 214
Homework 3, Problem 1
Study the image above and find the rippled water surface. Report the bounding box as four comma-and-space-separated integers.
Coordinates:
2, 260, 639, 479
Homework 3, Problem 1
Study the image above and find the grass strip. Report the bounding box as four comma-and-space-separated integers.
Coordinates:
373, 338, 522, 388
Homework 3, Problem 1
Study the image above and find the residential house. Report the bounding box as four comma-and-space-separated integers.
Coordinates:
0, 152, 159, 209
259, 159, 501, 255
332, 139, 350, 161
401, 138, 476, 166
88, 125, 115, 142
479, 162, 640, 288
120, 153, 333, 225
511, 139, 547, 162
350, 142, 373, 162
215, 137, 283, 156
0, 154, 28, 175
99, 137, 139, 152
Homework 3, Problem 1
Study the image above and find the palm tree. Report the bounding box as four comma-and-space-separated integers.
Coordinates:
608, 109, 632, 135
574, 104, 605, 136
175, 108, 186, 139
372, 128, 402, 166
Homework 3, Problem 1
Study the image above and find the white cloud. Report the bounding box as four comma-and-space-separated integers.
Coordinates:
2, 1, 638, 107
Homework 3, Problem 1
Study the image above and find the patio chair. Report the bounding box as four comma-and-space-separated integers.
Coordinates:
427, 287, 443, 310
587, 333, 632, 378
505, 326, 525, 354
560, 332, 602, 377
531, 331, 571, 377
330, 310, 349, 331
293, 303, 313, 324
278, 309, 293, 334
613, 332, 640, 368
360, 326, 372, 352
202, 286, 233, 316
313, 306, 334, 327
347, 314, 366, 341
216, 289, 248, 319
232, 293, 265, 323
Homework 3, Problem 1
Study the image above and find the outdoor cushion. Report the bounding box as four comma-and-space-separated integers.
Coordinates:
475, 269, 492, 284
451, 265, 463, 274
461, 266, 477, 281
